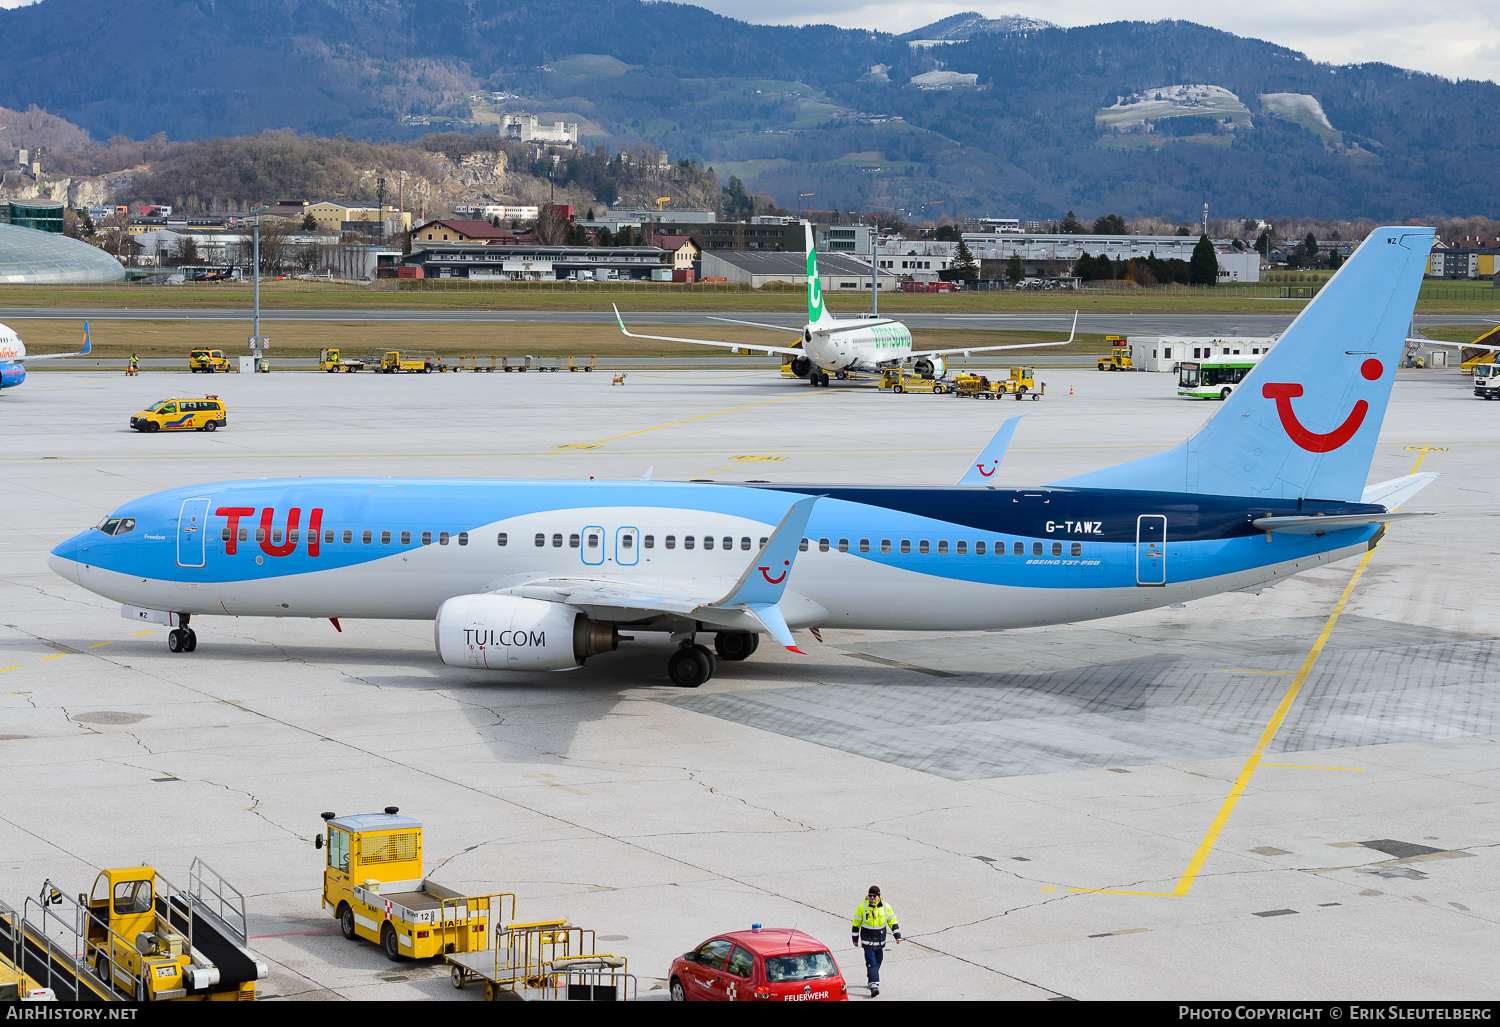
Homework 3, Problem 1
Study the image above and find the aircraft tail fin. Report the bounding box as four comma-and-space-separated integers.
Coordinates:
82, 321, 90, 356
959, 416, 1024, 484
803, 221, 832, 325
1051, 226, 1435, 502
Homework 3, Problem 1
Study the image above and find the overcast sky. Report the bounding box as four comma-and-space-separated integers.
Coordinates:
0, 0, 1494, 83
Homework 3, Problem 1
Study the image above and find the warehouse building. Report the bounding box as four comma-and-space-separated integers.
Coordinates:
699, 250, 898, 290
960, 232, 1261, 283
397, 244, 670, 281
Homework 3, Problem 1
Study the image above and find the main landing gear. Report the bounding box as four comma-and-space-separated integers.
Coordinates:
808, 370, 831, 387
666, 632, 759, 687
166, 614, 197, 653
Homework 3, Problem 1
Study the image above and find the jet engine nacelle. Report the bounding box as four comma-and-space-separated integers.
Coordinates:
0, 364, 25, 390
912, 356, 946, 378
434, 594, 621, 671
789, 355, 812, 378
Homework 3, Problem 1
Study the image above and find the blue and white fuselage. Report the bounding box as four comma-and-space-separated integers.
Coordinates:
44, 227, 1440, 683
50, 477, 1383, 628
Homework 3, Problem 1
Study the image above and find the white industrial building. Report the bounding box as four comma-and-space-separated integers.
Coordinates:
700, 250, 900, 290
960, 233, 1262, 283
453, 203, 540, 222
1128, 336, 1278, 372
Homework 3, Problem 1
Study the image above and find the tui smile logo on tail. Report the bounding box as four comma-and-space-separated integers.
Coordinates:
760, 560, 790, 584
975, 461, 998, 477
1262, 359, 1383, 453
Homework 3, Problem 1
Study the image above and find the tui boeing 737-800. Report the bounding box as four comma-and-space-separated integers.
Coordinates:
48, 227, 1437, 687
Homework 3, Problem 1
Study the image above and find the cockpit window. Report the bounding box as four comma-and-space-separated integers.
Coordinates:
95, 517, 136, 536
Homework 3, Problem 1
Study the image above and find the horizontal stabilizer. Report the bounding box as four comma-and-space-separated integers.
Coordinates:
1361, 472, 1439, 509
1251, 511, 1434, 535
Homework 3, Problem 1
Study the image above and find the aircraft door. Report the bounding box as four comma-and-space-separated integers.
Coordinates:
176, 498, 211, 567
616, 527, 638, 566
1136, 514, 1166, 586
581, 525, 605, 566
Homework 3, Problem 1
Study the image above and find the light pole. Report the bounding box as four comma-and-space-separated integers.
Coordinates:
250, 205, 268, 371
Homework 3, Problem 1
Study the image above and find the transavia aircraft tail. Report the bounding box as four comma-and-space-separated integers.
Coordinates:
613, 219, 1075, 385
49, 229, 1437, 686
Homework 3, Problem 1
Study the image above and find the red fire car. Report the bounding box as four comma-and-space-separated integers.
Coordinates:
669, 928, 848, 1001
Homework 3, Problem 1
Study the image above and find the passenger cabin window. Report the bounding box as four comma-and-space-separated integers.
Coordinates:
918, 540, 929, 554
937, 540, 948, 555
704, 536, 715, 550
271, 529, 283, 545
342, 530, 352, 544
819, 538, 830, 552
570, 534, 581, 549
956, 541, 967, 555
859, 540, 870, 553
741, 537, 752, 551
759, 537, 768, 548
440, 531, 451, 546
1032, 542, 1043, 556
1051, 542, 1062, 556
900, 540, 911, 554
880, 540, 891, 554
422, 531, 432, 545
722, 537, 732, 550
838, 539, 849, 553
458, 532, 468, 546
684, 536, 695, 550
381, 531, 391, 545
551, 534, 562, 548
586, 532, 598, 548
643, 535, 654, 549
665, 535, 676, 549
1013, 542, 1024, 556
324, 529, 334, 544
621, 534, 633, 549
534, 533, 545, 547
974, 541, 985, 555
239, 528, 248, 542
497, 533, 508, 547
255, 528, 266, 542
798, 538, 808, 552
362, 531, 372, 544
1071, 542, 1083, 557
400, 531, 411, 545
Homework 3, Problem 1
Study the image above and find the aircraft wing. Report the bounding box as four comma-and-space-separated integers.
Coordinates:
1251, 511, 1434, 535
492, 495, 821, 651
17, 321, 92, 361
614, 305, 805, 358
708, 316, 806, 335
909, 312, 1077, 360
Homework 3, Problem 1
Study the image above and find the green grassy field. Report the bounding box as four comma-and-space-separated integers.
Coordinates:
0, 280, 1492, 315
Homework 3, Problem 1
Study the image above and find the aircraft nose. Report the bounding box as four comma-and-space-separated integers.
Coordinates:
47, 534, 84, 584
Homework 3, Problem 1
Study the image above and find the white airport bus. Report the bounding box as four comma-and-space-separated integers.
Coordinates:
1178, 354, 1263, 399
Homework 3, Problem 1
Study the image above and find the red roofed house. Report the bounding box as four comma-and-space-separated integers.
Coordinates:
653, 233, 701, 270
412, 219, 519, 244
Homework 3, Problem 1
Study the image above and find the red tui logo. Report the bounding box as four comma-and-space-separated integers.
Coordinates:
760, 560, 790, 584
1262, 360, 1382, 453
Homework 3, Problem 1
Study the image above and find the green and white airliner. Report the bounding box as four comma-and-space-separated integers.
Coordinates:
614, 221, 1075, 385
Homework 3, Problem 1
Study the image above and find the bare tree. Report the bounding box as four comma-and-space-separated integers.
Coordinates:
534, 203, 569, 245
256, 219, 295, 275
173, 234, 201, 266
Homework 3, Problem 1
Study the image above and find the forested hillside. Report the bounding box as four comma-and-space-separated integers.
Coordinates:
1, 0, 1496, 220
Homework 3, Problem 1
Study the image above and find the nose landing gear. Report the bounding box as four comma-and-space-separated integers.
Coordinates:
166, 614, 196, 653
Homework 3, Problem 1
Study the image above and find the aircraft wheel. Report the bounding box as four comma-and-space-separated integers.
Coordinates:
184, 629, 197, 652
714, 631, 757, 661
667, 646, 712, 687
167, 629, 185, 653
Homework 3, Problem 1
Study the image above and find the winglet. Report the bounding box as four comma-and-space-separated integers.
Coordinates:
959, 415, 1024, 485
640, 466, 655, 482
745, 601, 803, 653
715, 495, 819, 609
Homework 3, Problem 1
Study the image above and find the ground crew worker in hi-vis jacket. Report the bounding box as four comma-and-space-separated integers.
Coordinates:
851, 885, 900, 996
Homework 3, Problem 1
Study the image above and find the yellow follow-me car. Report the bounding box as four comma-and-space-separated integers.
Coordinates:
130, 395, 228, 432
188, 348, 231, 372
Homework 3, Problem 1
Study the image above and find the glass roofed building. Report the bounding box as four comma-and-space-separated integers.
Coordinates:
0, 221, 126, 284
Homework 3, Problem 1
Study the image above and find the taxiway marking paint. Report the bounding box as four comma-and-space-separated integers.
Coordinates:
1067, 447, 1433, 899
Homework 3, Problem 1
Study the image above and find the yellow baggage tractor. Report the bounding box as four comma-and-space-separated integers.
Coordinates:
998, 367, 1045, 400
879, 369, 950, 394
318, 808, 512, 962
